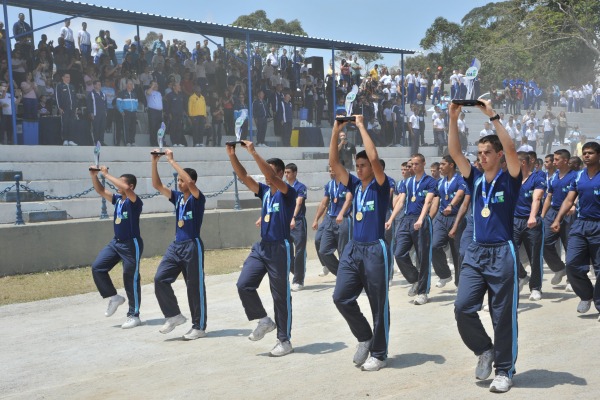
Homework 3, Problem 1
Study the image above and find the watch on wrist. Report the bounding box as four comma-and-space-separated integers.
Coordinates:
489, 114, 500, 122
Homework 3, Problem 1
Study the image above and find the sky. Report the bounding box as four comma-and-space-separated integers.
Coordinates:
4, 0, 493, 68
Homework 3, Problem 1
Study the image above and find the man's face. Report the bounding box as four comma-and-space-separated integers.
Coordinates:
553, 155, 567, 170
582, 148, 599, 166
430, 166, 440, 179
284, 168, 297, 183
355, 157, 373, 181
406, 162, 414, 176
477, 143, 502, 171
62, 74, 70, 84
339, 133, 347, 143
127, 81, 134, 91
19, 13, 25, 21
439, 161, 450, 177
411, 157, 425, 175
545, 157, 554, 170
158, 34, 163, 40
93, 81, 101, 92
82, 22, 87, 30
328, 166, 335, 180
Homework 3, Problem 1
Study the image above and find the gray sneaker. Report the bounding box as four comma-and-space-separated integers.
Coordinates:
489, 373, 513, 393
551, 269, 566, 285
269, 340, 293, 357
121, 316, 141, 329
105, 295, 126, 317
249, 318, 276, 341
518, 276, 530, 293
183, 328, 207, 340
436, 277, 452, 288
361, 356, 386, 371
475, 348, 494, 380
577, 299, 592, 314
159, 314, 187, 334
353, 339, 371, 365
408, 282, 418, 297
414, 293, 428, 305
318, 267, 329, 277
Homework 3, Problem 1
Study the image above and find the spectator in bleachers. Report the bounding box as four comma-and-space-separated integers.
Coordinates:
0, 82, 20, 144
87, 79, 107, 144
55, 72, 78, 146
146, 81, 163, 147
151, 33, 166, 56
78, 22, 91, 64
20, 71, 38, 120
11, 48, 27, 85
188, 85, 207, 147
59, 19, 75, 57
116, 79, 139, 146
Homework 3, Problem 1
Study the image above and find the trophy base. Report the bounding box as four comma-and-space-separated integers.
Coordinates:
89, 167, 101, 171
150, 151, 166, 155
335, 116, 356, 122
225, 141, 246, 147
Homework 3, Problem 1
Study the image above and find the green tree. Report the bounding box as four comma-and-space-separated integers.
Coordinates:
142, 31, 159, 50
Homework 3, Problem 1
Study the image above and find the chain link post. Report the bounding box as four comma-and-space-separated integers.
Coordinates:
173, 172, 178, 214
14, 175, 25, 225
233, 172, 241, 210
100, 175, 109, 219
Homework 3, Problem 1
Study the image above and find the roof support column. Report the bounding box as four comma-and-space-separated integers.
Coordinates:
331, 46, 336, 121
28, 7, 34, 44
246, 32, 253, 142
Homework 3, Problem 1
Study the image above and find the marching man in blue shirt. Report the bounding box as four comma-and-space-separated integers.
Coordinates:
330, 115, 391, 372
551, 142, 600, 321
448, 100, 522, 393
227, 141, 297, 357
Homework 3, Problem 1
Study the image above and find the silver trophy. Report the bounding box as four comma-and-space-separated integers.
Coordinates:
151, 122, 167, 155
336, 84, 359, 122
89, 141, 102, 171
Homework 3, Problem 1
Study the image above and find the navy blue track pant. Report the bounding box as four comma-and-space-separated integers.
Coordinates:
394, 214, 433, 295
455, 240, 519, 378
543, 209, 572, 273
431, 214, 464, 284
92, 237, 143, 317
333, 240, 390, 360
291, 217, 307, 285
317, 215, 351, 276
237, 240, 293, 342
565, 219, 600, 312
154, 239, 207, 330
513, 217, 544, 291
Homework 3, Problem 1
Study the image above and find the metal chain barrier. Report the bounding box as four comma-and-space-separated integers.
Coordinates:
0, 184, 15, 196
105, 178, 176, 199
18, 183, 95, 200
205, 178, 235, 198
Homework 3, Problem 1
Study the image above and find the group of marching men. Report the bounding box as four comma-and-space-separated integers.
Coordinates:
87, 99, 599, 394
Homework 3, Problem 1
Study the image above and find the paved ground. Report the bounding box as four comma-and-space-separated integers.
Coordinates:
0, 258, 597, 399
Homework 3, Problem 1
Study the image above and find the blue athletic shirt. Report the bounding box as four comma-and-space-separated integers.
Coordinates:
170, 190, 206, 242
569, 168, 600, 220
466, 165, 522, 244
437, 174, 467, 216
257, 182, 297, 241
346, 174, 390, 242
324, 179, 350, 217
514, 171, 546, 217
549, 170, 577, 210
112, 194, 143, 241
386, 175, 397, 210
289, 180, 307, 218
398, 174, 438, 216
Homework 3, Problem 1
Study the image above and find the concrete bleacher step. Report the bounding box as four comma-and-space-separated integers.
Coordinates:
23, 210, 68, 223
0, 191, 45, 202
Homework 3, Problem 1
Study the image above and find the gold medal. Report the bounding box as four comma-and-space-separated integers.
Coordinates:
264, 214, 271, 223
178, 220, 184, 228
333, 197, 338, 203
445, 195, 449, 200
481, 207, 491, 218
411, 196, 416, 202
356, 211, 363, 221
115, 217, 122, 225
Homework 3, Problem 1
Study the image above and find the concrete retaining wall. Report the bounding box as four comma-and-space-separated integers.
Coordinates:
0, 205, 318, 276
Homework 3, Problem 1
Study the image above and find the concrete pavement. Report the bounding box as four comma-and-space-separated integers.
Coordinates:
0, 259, 596, 399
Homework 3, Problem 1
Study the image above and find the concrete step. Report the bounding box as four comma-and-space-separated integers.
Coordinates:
23, 210, 68, 223
0, 191, 45, 202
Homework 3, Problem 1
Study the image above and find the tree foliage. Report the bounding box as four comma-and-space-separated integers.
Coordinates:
414, 0, 599, 90
228, 10, 308, 56
142, 31, 159, 50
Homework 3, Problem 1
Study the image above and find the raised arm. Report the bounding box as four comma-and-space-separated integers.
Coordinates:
101, 166, 138, 203
448, 103, 471, 179
243, 140, 288, 194
165, 149, 201, 199
477, 100, 519, 178
355, 115, 385, 186
330, 120, 350, 187
151, 152, 172, 198
90, 168, 112, 202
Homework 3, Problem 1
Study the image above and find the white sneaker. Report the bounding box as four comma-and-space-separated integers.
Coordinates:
565, 283, 573, 292
121, 316, 141, 329
436, 277, 452, 288
318, 267, 329, 277
183, 328, 207, 340
518, 275, 530, 293
407, 282, 418, 297
353, 339, 371, 365
529, 289, 542, 301
577, 299, 592, 314
475, 348, 494, 380
489, 374, 513, 393
414, 293, 428, 305
291, 283, 304, 292
63, 140, 69, 146
551, 269, 566, 285
269, 340, 293, 357
105, 295, 126, 317
361, 356, 387, 371
248, 318, 276, 341
68, 141, 78, 146
159, 314, 187, 334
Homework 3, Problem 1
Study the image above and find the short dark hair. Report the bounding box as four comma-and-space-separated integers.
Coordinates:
267, 158, 285, 173
582, 142, 600, 154
441, 155, 455, 167
430, 162, 440, 169
120, 174, 137, 189
569, 156, 582, 170
554, 149, 571, 160
184, 167, 197, 182
401, 161, 408, 167
517, 151, 531, 164
545, 153, 554, 160
478, 135, 503, 152
411, 153, 425, 163
356, 150, 368, 161
379, 159, 386, 170
285, 163, 297, 173
527, 151, 538, 160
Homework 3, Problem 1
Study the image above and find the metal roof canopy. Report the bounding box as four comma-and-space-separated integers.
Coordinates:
6, 0, 416, 54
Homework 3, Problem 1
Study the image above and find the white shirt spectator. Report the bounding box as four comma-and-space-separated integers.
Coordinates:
480, 128, 493, 137
457, 118, 466, 133
526, 128, 537, 141
60, 26, 74, 43
410, 114, 419, 129
78, 29, 91, 46
517, 143, 534, 152
542, 118, 553, 132
266, 52, 278, 67
433, 117, 445, 130
433, 78, 442, 88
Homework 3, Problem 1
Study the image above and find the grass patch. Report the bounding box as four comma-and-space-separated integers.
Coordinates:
0, 248, 251, 306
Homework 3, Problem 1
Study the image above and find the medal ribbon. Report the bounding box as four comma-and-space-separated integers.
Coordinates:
116, 197, 124, 219
355, 179, 375, 214
444, 175, 456, 200
178, 194, 191, 225
412, 175, 424, 200
481, 170, 503, 211
263, 190, 277, 217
